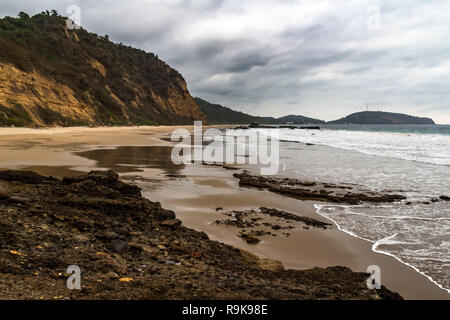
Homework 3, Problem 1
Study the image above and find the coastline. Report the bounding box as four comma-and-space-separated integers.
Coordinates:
0, 126, 448, 299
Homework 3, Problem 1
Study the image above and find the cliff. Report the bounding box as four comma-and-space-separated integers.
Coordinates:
0, 11, 206, 127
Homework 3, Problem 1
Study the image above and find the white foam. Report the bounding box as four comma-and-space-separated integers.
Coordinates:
314, 204, 450, 294
267, 128, 450, 166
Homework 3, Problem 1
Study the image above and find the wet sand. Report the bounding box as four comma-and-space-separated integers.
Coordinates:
0, 126, 448, 300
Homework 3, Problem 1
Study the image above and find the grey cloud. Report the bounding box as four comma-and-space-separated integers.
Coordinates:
1, 0, 449, 123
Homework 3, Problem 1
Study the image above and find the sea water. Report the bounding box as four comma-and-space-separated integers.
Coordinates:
244, 125, 450, 293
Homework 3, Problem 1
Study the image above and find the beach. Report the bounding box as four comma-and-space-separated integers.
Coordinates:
0, 125, 448, 299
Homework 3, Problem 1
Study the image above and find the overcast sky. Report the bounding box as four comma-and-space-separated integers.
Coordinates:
1, 0, 449, 123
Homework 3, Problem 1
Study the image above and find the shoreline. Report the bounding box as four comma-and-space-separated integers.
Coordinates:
0, 169, 401, 299
0, 126, 448, 299
144, 164, 449, 299
314, 204, 450, 295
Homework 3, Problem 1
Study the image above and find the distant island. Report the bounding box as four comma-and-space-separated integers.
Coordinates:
328, 111, 435, 125
195, 98, 325, 125
195, 98, 435, 126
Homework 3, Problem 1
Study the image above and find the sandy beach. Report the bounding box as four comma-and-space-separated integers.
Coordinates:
0, 126, 448, 300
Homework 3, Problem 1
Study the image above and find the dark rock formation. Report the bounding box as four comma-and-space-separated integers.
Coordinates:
233, 172, 406, 205
0, 169, 402, 299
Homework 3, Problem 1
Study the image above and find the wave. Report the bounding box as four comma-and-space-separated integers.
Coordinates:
314, 204, 450, 294
269, 128, 450, 166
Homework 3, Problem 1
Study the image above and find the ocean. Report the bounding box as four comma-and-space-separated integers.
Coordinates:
243, 124, 450, 293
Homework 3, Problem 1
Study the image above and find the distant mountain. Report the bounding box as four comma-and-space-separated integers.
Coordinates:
276, 114, 325, 124
328, 111, 435, 125
0, 11, 206, 126
194, 98, 274, 125
194, 98, 324, 125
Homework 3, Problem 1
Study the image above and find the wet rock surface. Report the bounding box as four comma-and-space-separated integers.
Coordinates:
215, 208, 331, 242
233, 172, 406, 205
0, 170, 402, 299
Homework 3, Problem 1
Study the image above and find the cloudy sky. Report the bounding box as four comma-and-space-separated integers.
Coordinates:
1, 0, 450, 123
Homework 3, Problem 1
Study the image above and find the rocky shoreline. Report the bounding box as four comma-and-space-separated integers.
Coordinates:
233, 172, 407, 205
214, 207, 332, 244
0, 170, 402, 299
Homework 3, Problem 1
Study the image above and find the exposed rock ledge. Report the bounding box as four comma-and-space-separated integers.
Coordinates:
0, 170, 401, 299
233, 172, 406, 205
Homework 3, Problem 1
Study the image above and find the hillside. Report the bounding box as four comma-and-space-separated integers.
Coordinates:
277, 114, 325, 124
328, 111, 435, 125
194, 97, 324, 125
0, 11, 206, 126
194, 98, 274, 125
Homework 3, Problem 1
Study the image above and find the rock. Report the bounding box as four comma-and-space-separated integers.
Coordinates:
93, 252, 111, 260
113, 226, 130, 236
9, 196, 32, 203
271, 224, 282, 230
101, 230, 119, 240
198, 231, 209, 239
215, 207, 223, 211
439, 195, 450, 201
112, 239, 127, 254
289, 287, 307, 294
257, 259, 284, 272
332, 284, 343, 292
0, 170, 56, 184
106, 271, 119, 279
153, 208, 176, 221
160, 219, 182, 229
238, 233, 261, 244
53, 213, 65, 221
72, 218, 92, 231
73, 235, 90, 243
237, 248, 260, 264
9, 250, 24, 256
233, 173, 406, 205
0, 169, 404, 300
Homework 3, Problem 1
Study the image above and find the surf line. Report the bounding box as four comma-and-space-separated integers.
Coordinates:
314, 204, 450, 294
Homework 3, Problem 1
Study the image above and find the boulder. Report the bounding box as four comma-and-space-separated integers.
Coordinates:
257, 259, 284, 272
239, 233, 261, 244
160, 219, 182, 229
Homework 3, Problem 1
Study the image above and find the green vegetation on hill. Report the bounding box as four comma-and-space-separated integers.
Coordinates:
194, 98, 324, 125
0, 11, 206, 126
328, 111, 435, 125
277, 115, 325, 124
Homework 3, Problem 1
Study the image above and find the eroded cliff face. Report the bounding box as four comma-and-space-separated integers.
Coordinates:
0, 12, 206, 126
